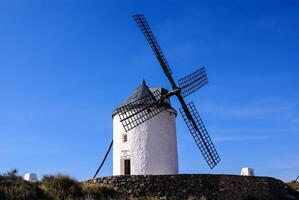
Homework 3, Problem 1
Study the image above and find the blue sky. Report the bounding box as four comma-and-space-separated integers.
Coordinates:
0, 0, 298, 181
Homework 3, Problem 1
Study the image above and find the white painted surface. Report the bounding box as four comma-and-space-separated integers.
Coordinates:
24, 173, 38, 182
113, 108, 178, 175
240, 167, 254, 176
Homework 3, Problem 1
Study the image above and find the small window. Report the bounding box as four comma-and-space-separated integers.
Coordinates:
122, 134, 128, 143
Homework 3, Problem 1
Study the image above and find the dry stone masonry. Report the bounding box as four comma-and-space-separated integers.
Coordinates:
89, 174, 287, 200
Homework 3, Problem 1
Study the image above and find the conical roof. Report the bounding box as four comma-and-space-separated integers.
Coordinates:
120, 80, 153, 106
112, 80, 176, 117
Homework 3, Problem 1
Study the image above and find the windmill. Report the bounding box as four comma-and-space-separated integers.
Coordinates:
117, 14, 220, 169
93, 14, 220, 178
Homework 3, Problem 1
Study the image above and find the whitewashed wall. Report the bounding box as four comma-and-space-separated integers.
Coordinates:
113, 108, 178, 175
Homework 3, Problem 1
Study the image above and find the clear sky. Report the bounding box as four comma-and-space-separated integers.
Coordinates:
0, 0, 298, 181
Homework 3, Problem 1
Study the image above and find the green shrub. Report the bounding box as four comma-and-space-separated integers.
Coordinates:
40, 174, 82, 200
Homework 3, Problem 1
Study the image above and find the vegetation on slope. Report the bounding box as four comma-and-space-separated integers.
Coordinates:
1, 169, 299, 200
286, 180, 299, 199
0, 170, 119, 200
0, 169, 43, 200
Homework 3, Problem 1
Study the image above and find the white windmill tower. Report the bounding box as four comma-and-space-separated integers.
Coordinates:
112, 80, 178, 175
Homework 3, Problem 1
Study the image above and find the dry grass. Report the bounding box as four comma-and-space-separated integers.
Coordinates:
40, 174, 82, 200
2, 169, 298, 200
82, 182, 121, 200
0, 169, 43, 200
286, 180, 299, 199
0, 169, 121, 200
288, 180, 299, 191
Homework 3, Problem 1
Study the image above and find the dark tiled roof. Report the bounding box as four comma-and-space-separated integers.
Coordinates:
120, 80, 152, 106
112, 80, 177, 116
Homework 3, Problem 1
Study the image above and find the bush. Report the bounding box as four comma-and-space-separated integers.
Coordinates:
288, 180, 299, 191
286, 181, 299, 199
0, 169, 43, 200
40, 174, 82, 200
82, 182, 120, 200
0, 170, 120, 200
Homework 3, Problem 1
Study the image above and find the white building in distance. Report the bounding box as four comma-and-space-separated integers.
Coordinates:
112, 81, 178, 175
240, 167, 254, 176
24, 173, 38, 182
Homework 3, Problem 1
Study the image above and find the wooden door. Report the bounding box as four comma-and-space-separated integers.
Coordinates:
124, 159, 131, 175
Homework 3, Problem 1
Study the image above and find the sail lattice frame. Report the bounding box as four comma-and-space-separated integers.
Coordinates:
117, 90, 168, 132
179, 67, 208, 97
179, 102, 220, 169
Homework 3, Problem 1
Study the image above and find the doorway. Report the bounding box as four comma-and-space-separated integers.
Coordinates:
124, 159, 131, 175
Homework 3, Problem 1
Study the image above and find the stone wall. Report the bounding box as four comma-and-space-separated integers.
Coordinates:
88, 174, 287, 200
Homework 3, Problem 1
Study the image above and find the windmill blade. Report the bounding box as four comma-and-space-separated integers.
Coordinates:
133, 14, 178, 89
178, 67, 208, 97
179, 102, 220, 169
133, 14, 172, 75
116, 90, 168, 132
